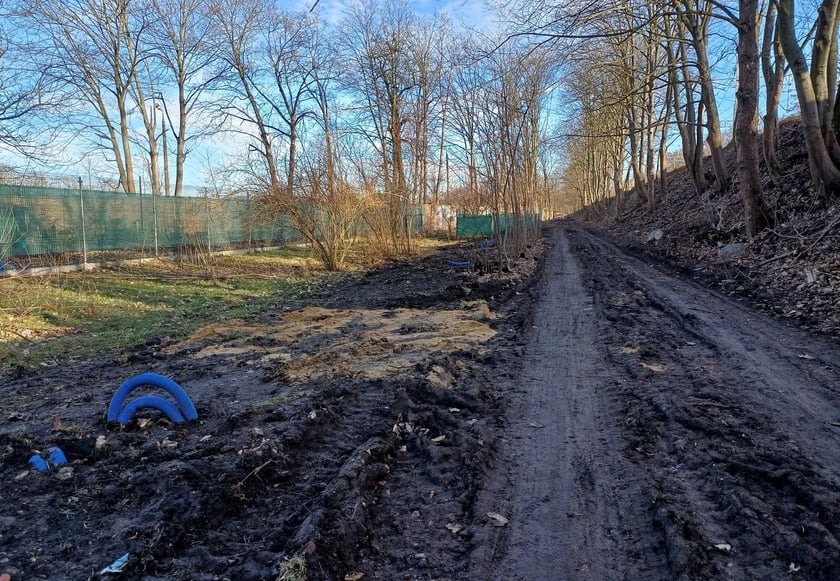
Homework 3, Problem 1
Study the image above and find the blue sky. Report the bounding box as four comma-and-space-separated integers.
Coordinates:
294, 0, 498, 30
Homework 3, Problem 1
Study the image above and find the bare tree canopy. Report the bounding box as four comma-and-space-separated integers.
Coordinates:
1, 0, 834, 249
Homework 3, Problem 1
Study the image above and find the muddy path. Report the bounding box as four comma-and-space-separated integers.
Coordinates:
473, 224, 840, 579
2, 225, 840, 580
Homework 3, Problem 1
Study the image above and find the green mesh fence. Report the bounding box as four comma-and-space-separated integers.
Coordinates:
456, 215, 493, 237
455, 213, 541, 238
0, 184, 295, 263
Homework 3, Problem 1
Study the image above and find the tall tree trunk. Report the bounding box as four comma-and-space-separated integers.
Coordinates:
658, 79, 673, 203
676, 23, 708, 193
778, 0, 840, 193
696, 39, 730, 192
736, 0, 769, 237
288, 110, 297, 195
681, 0, 730, 192
811, 0, 840, 144
174, 84, 186, 198
761, 1, 785, 178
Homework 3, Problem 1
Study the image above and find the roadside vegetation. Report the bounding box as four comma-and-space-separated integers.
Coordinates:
0, 247, 340, 370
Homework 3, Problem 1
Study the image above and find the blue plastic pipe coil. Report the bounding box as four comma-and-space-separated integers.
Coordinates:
116, 395, 187, 424
107, 372, 197, 424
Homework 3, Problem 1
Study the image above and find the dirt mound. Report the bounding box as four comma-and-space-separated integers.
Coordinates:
174, 302, 496, 386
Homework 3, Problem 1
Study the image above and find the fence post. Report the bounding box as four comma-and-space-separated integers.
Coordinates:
152, 187, 159, 257
139, 176, 144, 236
204, 190, 211, 253
78, 177, 88, 268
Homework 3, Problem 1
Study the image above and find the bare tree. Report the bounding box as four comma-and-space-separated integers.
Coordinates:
564, 44, 629, 212
265, 10, 317, 196
29, 0, 141, 191
404, 14, 451, 209
664, 13, 708, 194
448, 38, 486, 202
210, 0, 281, 190
778, 0, 840, 194
471, 42, 556, 266
735, 0, 769, 236
676, 0, 731, 193
760, 0, 786, 178
0, 10, 54, 156
339, 0, 417, 256
274, 13, 364, 271
148, 0, 219, 197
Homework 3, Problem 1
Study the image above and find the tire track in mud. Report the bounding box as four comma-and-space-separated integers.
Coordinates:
470, 227, 670, 579
470, 224, 840, 580
571, 226, 840, 579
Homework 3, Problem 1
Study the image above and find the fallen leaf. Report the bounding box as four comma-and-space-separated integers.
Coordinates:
304, 540, 317, 555
487, 512, 509, 527
446, 523, 465, 534
640, 362, 666, 372
344, 572, 365, 581
431, 435, 446, 443
51, 415, 62, 430
712, 543, 732, 553
95, 435, 107, 450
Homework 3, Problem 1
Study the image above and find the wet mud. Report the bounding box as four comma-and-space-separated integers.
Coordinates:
3, 224, 840, 580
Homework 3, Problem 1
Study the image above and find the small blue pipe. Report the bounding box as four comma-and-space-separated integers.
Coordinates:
47, 447, 67, 466
29, 455, 49, 472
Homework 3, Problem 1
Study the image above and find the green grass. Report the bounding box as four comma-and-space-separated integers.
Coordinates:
0, 249, 339, 369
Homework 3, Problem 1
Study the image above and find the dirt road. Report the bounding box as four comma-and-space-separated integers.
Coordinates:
472, 224, 840, 579
3, 224, 840, 580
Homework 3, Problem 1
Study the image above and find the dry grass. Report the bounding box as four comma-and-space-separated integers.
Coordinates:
0, 248, 339, 369
277, 555, 307, 581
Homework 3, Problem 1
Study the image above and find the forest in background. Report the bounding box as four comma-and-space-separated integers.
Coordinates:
1, 0, 840, 267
